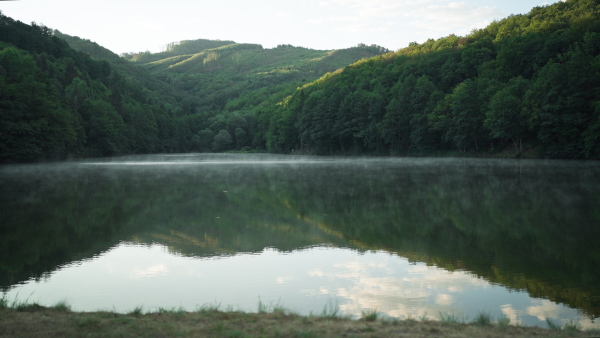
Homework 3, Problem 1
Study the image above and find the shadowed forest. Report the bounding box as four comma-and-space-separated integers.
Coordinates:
1, 0, 600, 162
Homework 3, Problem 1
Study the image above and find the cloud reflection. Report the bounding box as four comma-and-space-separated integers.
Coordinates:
525, 299, 598, 330
276, 276, 293, 284
296, 251, 597, 329
130, 264, 169, 279
436, 294, 454, 306
304, 254, 493, 319
501, 304, 523, 326
5, 242, 595, 329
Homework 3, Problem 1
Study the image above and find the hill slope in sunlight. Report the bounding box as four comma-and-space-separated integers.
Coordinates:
263, 0, 600, 158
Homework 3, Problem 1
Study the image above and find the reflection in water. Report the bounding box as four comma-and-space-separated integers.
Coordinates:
5, 243, 597, 329
1, 154, 599, 329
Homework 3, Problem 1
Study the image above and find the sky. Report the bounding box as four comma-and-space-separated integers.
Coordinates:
0, 0, 561, 55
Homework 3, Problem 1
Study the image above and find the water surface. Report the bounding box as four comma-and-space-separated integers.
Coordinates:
1, 154, 599, 329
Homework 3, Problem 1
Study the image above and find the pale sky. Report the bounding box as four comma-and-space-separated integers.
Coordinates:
1, 0, 560, 55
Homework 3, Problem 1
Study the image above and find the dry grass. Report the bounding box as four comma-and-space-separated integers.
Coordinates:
1, 306, 597, 338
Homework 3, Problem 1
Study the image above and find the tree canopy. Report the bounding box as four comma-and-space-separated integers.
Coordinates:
264, 0, 600, 158
1, 0, 600, 161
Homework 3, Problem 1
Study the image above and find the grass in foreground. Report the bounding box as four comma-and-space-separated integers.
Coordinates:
1, 300, 598, 337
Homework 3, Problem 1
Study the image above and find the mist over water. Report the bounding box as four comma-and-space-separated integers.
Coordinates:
1, 154, 599, 329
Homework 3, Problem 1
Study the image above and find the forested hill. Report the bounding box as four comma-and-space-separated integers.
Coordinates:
119, 40, 389, 152
121, 39, 238, 64
0, 14, 386, 162
1, 0, 600, 162
265, 0, 600, 159
0, 12, 199, 162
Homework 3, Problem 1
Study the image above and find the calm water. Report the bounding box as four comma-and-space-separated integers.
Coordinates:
1, 154, 599, 329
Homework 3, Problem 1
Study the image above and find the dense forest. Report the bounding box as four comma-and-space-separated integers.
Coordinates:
266, 0, 600, 158
0, 12, 384, 162
1, 0, 600, 161
0, 13, 189, 161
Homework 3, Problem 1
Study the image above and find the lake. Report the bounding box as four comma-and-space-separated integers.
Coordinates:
1, 154, 599, 329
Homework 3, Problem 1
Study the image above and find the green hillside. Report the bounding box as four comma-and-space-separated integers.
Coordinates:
0, 13, 207, 161
38, 30, 387, 157
124, 40, 388, 150
265, 0, 600, 159
122, 38, 237, 64
1, 0, 600, 161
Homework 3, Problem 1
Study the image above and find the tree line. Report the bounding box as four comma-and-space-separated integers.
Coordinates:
0, 11, 386, 162
0, 12, 211, 161
1, 0, 600, 161
264, 0, 600, 159
128, 41, 388, 154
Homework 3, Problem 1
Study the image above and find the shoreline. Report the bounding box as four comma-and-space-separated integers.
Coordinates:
1, 304, 597, 337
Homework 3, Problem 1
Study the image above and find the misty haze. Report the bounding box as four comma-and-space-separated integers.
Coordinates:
1, 154, 599, 329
